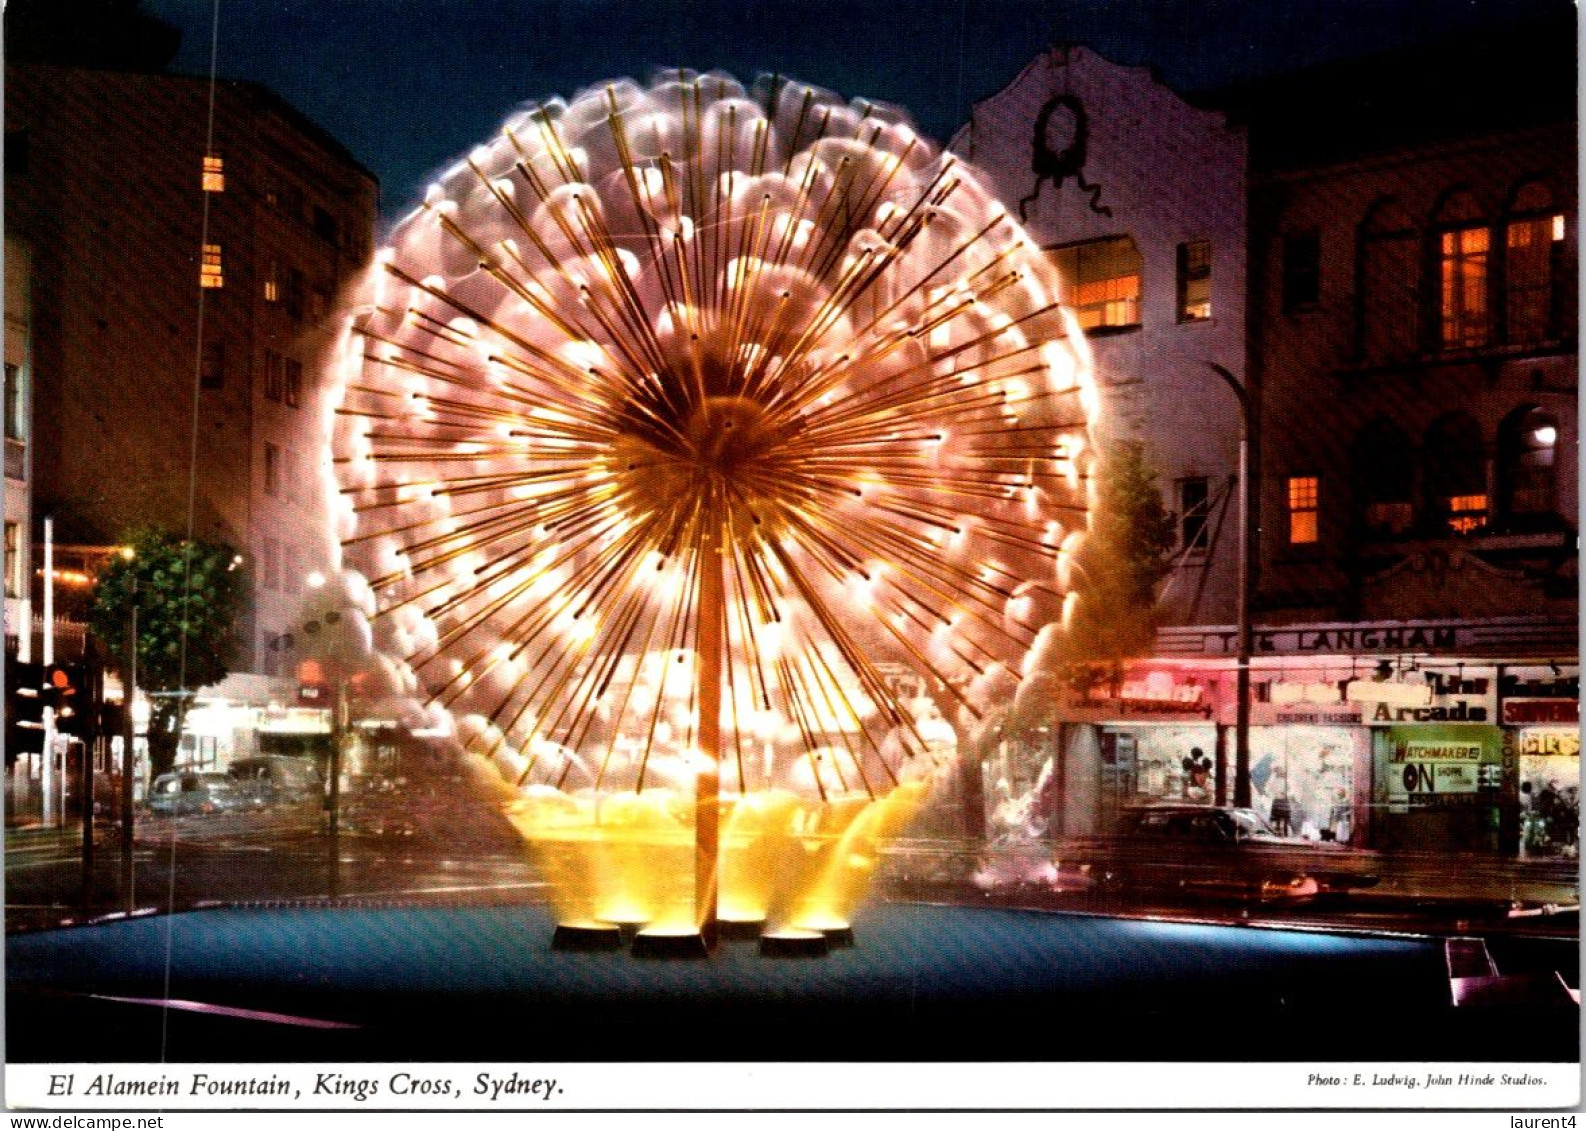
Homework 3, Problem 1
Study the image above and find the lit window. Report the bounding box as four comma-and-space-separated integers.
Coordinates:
1177, 240, 1212, 322
202, 153, 225, 193
4, 521, 20, 599
1439, 225, 1489, 348
264, 441, 280, 497
1050, 236, 1142, 330
1178, 477, 1211, 551
1447, 494, 1489, 535
1424, 412, 1487, 535
1287, 476, 1319, 545
263, 259, 280, 303
1499, 405, 1560, 522
1505, 212, 1565, 345
200, 243, 224, 289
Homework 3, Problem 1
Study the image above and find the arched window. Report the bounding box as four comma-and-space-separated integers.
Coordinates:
1503, 179, 1567, 345
1431, 189, 1491, 350
1349, 418, 1415, 536
1497, 404, 1560, 526
1423, 413, 1487, 535
1357, 197, 1419, 362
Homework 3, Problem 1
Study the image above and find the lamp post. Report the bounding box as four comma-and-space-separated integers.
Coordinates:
301, 571, 351, 901
119, 546, 137, 914
1207, 362, 1256, 809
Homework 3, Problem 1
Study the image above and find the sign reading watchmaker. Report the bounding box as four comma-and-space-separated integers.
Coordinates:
1389, 740, 1485, 802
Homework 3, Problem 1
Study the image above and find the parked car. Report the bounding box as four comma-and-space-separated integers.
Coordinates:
1075, 803, 1380, 905
147, 771, 255, 817
226, 755, 322, 809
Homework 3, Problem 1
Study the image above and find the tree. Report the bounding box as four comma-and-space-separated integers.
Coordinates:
1061, 440, 1177, 672
88, 529, 245, 777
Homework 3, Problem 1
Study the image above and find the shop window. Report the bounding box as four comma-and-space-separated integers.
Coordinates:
1423, 412, 1487, 535
1433, 190, 1490, 350
1176, 240, 1211, 322
1282, 231, 1320, 312
200, 243, 224, 289
1287, 476, 1319, 545
1049, 236, 1142, 331
1349, 418, 1414, 537
264, 441, 280, 497
202, 153, 225, 193
1504, 181, 1566, 345
199, 340, 225, 390
1497, 404, 1559, 525
1177, 476, 1211, 552
1357, 197, 1419, 363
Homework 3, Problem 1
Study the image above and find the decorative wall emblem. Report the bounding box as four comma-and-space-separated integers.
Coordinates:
1021, 93, 1112, 221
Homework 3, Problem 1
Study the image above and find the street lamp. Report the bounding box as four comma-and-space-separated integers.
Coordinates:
1206, 362, 1256, 809
117, 545, 137, 914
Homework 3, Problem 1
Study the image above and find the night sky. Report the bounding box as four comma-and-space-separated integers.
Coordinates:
145, 0, 1571, 223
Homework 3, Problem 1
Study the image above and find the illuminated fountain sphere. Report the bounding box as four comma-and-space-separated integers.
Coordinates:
331, 71, 1097, 951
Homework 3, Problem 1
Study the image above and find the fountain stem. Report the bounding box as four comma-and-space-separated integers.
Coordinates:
695, 510, 723, 947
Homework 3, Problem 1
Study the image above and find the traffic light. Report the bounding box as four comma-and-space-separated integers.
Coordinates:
6, 658, 46, 758
47, 663, 93, 738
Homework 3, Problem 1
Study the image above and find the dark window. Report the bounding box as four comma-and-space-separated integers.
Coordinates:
4, 363, 23, 441
1282, 231, 1320, 311
199, 340, 225, 390
312, 206, 339, 246
1176, 240, 1211, 322
1178, 477, 1210, 551
1424, 413, 1487, 534
5, 130, 29, 177
1049, 236, 1142, 330
1350, 418, 1414, 537
264, 442, 280, 497
285, 268, 304, 320
283, 357, 302, 408
1358, 198, 1419, 363
263, 351, 284, 401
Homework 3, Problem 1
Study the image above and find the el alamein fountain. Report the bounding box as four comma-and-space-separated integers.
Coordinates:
329, 71, 1097, 956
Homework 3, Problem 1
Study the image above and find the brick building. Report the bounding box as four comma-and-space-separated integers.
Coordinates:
4, 65, 377, 683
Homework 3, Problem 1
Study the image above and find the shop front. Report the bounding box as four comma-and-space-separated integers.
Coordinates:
1501, 669, 1580, 859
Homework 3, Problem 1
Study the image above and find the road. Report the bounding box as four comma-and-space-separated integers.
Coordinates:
6, 814, 1579, 950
